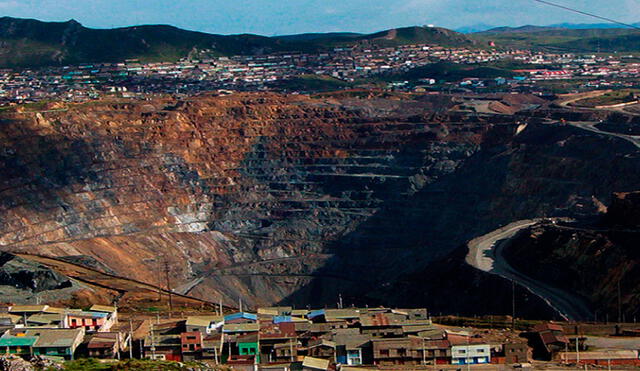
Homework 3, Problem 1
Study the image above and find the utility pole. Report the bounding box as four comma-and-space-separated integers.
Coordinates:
512, 280, 516, 330
163, 258, 174, 316
576, 333, 580, 364
289, 338, 294, 362
129, 318, 134, 359
422, 337, 426, 365
338, 294, 343, 309
618, 275, 622, 323
150, 322, 156, 360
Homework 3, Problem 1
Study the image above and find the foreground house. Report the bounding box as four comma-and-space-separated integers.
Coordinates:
31, 328, 85, 360
87, 332, 122, 359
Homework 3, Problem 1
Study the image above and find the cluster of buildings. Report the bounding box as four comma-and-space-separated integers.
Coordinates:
1, 42, 639, 104
142, 306, 516, 369
3, 303, 640, 370
0, 304, 121, 361
1, 303, 533, 370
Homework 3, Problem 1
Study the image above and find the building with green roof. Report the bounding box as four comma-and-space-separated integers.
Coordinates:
0, 335, 37, 357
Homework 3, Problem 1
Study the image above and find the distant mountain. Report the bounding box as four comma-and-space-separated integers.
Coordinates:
475, 22, 640, 34
0, 17, 475, 68
470, 25, 640, 52
273, 32, 362, 42
480, 25, 565, 34
455, 23, 496, 34
549, 22, 640, 30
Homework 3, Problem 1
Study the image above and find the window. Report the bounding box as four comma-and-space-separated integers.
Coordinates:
398, 348, 407, 357
380, 349, 389, 357
458, 349, 466, 354
478, 349, 485, 353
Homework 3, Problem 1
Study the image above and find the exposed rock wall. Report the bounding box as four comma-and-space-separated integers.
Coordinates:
1, 93, 639, 312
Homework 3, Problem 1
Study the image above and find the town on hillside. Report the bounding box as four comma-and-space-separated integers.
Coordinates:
1, 42, 640, 104
2, 303, 640, 370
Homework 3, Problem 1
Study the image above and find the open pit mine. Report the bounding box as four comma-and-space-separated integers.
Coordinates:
2, 91, 640, 318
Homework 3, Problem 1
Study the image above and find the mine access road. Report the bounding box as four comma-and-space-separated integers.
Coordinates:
465, 219, 593, 321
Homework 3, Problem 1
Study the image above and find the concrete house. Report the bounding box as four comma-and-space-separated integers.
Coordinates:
451, 344, 491, 365
31, 328, 85, 360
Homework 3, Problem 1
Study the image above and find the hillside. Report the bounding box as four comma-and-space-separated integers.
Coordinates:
472, 26, 640, 52
0, 17, 290, 67
502, 192, 640, 321
0, 18, 475, 68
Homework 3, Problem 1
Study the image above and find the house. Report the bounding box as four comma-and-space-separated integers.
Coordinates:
334, 334, 371, 366
531, 323, 569, 360
306, 339, 336, 360
87, 332, 121, 359
0, 331, 37, 357
185, 317, 209, 334
89, 305, 118, 323
31, 328, 85, 360
65, 310, 113, 332
505, 342, 531, 364
143, 333, 182, 361
143, 320, 184, 362
451, 344, 491, 365
22, 313, 65, 328
558, 350, 640, 366
202, 333, 222, 360
419, 339, 451, 365
259, 322, 297, 363
371, 338, 415, 366
181, 331, 203, 361
237, 333, 259, 363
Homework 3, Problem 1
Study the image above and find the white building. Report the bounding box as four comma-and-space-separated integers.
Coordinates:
451, 344, 491, 365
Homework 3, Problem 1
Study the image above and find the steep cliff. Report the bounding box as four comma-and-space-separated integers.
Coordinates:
1, 93, 639, 314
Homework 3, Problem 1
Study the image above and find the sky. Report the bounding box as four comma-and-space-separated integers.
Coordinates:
0, 0, 638, 35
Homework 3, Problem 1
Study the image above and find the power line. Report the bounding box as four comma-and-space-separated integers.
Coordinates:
527, 0, 640, 31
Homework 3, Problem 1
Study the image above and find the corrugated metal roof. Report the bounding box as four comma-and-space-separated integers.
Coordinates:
89, 305, 117, 313
32, 329, 83, 348
224, 312, 257, 322
0, 335, 37, 347
302, 356, 330, 370
186, 317, 212, 327
223, 323, 260, 333
9, 305, 49, 313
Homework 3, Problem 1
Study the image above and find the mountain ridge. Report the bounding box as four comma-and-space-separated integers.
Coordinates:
0, 17, 474, 68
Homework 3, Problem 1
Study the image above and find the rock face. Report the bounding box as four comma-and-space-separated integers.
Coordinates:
502, 192, 640, 320
0, 252, 84, 305
0, 252, 71, 292
1, 93, 640, 313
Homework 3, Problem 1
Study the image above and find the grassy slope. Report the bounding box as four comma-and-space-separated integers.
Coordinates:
0, 18, 476, 68
471, 27, 640, 52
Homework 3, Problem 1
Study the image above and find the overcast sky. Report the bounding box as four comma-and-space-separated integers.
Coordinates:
0, 0, 638, 35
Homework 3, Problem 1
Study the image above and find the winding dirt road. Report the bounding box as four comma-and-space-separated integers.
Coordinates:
466, 219, 593, 321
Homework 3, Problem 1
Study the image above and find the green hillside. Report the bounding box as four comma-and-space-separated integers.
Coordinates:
0, 18, 477, 68
471, 26, 640, 52
0, 17, 282, 67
